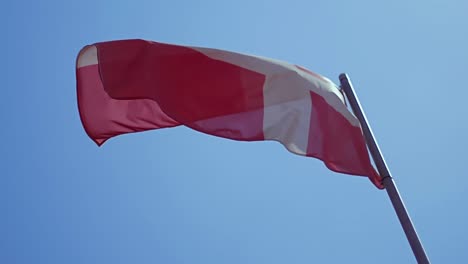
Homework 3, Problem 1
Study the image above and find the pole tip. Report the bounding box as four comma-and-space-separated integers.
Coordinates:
339, 73, 349, 82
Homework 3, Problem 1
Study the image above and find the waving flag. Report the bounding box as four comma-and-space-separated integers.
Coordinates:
76, 39, 382, 188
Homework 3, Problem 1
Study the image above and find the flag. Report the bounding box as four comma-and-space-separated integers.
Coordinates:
76, 39, 383, 188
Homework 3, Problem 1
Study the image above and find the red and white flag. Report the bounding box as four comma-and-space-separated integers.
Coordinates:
76, 39, 383, 188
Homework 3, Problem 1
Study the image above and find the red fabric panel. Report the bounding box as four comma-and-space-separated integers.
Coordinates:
307, 92, 383, 188
76, 64, 180, 145
96, 40, 265, 125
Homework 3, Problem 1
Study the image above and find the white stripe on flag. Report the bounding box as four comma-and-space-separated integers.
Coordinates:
263, 97, 311, 155
77, 46, 98, 68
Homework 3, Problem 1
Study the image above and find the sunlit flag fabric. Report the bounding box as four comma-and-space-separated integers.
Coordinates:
76, 39, 383, 189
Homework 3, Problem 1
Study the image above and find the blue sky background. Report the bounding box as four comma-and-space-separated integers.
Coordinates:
2, 0, 467, 263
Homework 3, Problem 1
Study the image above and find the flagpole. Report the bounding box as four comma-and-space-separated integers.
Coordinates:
339, 74, 430, 264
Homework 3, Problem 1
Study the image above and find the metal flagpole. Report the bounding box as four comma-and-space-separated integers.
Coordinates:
339, 73, 430, 264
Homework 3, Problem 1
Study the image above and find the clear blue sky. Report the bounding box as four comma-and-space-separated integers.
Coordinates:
2, 0, 467, 263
